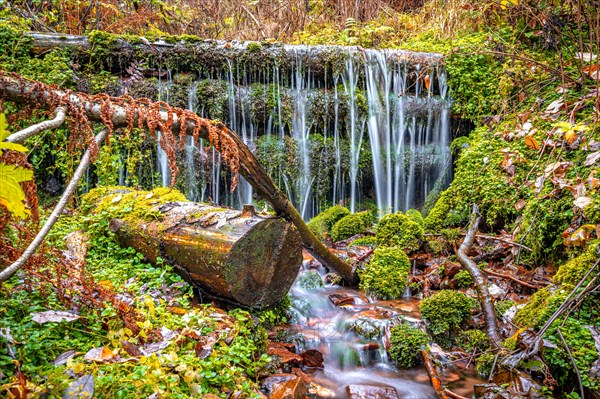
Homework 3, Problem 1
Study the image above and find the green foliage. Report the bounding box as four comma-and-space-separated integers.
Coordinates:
330, 211, 373, 242
459, 329, 490, 354
388, 323, 429, 368
358, 246, 410, 300
405, 209, 424, 225
348, 236, 377, 247
307, 205, 350, 240
495, 300, 515, 317
297, 270, 324, 290
454, 269, 473, 288
514, 286, 569, 329
476, 352, 495, 378
420, 290, 476, 345
252, 295, 291, 329
544, 318, 600, 391
375, 212, 424, 253
553, 241, 599, 286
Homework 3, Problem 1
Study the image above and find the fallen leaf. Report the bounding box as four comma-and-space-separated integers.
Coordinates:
424, 74, 431, 91
545, 99, 564, 114
84, 346, 117, 363
32, 311, 80, 324
574, 196, 593, 210
515, 199, 526, 211
111, 194, 122, 203
524, 135, 540, 150
53, 350, 76, 366
576, 52, 598, 62
63, 375, 94, 399
564, 130, 579, 144
544, 162, 572, 178
121, 341, 142, 357
584, 151, 600, 167
583, 64, 600, 81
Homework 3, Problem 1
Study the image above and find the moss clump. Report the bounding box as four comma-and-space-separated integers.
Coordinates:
358, 247, 410, 300
348, 236, 377, 247
246, 41, 262, 52
297, 270, 324, 290
389, 323, 429, 368
405, 209, 424, 225
375, 212, 424, 253
454, 270, 473, 288
307, 205, 350, 240
553, 241, 599, 286
420, 290, 476, 346
513, 286, 569, 329
330, 211, 373, 242
476, 352, 495, 377
459, 329, 490, 354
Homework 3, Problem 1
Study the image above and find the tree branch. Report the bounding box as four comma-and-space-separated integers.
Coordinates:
0, 128, 109, 282
456, 204, 503, 348
6, 106, 67, 143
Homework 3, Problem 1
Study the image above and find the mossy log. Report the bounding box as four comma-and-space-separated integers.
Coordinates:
109, 201, 302, 309
25, 32, 443, 91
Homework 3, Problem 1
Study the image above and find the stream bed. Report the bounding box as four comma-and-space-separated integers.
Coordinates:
284, 258, 483, 398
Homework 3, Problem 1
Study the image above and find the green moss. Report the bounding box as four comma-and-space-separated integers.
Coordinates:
330, 211, 373, 242
358, 247, 410, 300
348, 236, 377, 247
513, 286, 569, 329
246, 41, 262, 52
420, 290, 476, 346
375, 212, 424, 253
459, 329, 490, 354
307, 205, 350, 240
476, 352, 495, 378
553, 241, 599, 286
495, 300, 515, 317
454, 270, 473, 289
297, 270, 324, 290
389, 323, 429, 368
405, 209, 424, 226
252, 295, 291, 329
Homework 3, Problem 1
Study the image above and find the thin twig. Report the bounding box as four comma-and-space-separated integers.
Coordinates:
556, 328, 585, 399
483, 268, 547, 289
0, 128, 109, 282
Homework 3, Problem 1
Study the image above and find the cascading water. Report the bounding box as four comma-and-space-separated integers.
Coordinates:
151, 44, 451, 219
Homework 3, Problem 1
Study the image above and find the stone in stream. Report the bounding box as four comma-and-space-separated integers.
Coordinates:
267, 342, 303, 366
300, 349, 324, 368
346, 384, 400, 399
267, 376, 308, 399
328, 293, 355, 307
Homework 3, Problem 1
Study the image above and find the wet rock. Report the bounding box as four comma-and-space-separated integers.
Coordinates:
443, 261, 461, 277
262, 374, 297, 395
329, 293, 355, 307
300, 349, 324, 368
267, 342, 303, 366
488, 283, 506, 297
345, 384, 400, 399
308, 382, 336, 398
269, 376, 308, 399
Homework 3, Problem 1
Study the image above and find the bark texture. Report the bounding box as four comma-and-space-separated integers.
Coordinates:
108, 201, 302, 309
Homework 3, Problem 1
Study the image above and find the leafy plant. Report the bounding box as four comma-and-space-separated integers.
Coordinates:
359, 246, 410, 299
388, 323, 429, 368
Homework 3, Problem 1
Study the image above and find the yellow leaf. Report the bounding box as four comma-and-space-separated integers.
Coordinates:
0, 162, 33, 219
0, 113, 28, 155
555, 121, 572, 131
564, 130, 578, 144
524, 135, 540, 150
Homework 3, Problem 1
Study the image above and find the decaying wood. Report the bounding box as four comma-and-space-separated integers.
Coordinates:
0, 128, 108, 282
483, 268, 547, 290
0, 72, 358, 285
105, 198, 302, 309
421, 349, 449, 399
456, 204, 503, 349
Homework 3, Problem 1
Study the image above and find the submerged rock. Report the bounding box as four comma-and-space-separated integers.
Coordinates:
345, 384, 400, 399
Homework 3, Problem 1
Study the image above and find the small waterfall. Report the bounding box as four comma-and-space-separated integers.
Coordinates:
149, 45, 452, 219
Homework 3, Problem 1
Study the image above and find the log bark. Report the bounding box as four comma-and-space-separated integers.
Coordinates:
456, 204, 503, 349
107, 200, 302, 309
24, 32, 442, 89
0, 72, 358, 284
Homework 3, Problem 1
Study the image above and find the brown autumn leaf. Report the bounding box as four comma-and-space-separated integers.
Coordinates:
587, 171, 599, 189
515, 199, 526, 211
524, 135, 540, 150
424, 74, 431, 91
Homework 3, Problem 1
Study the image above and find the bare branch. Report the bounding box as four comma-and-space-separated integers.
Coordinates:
0, 128, 109, 282
6, 106, 67, 143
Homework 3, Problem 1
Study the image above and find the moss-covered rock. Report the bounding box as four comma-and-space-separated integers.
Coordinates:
296, 270, 324, 290
358, 247, 410, 300
389, 323, 428, 368
375, 212, 424, 253
420, 290, 476, 346
330, 211, 373, 242
405, 209, 424, 225
307, 205, 350, 240
348, 236, 377, 247
454, 269, 473, 288
458, 329, 490, 354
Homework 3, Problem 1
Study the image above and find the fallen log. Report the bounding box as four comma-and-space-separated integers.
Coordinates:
0, 71, 358, 285
102, 194, 302, 309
